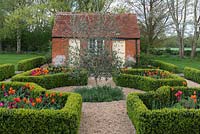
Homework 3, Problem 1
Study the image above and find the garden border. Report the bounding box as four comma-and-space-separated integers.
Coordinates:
184, 67, 200, 84
11, 69, 88, 89
17, 56, 46, 71
0, 64, 15, 81
0, 82, 82, 134
151, 60, 179, 73
127, 86, 200, 134
114, 69, 186, 91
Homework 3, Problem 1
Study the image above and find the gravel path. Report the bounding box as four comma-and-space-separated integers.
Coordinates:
51, 77, 143, 134
185, 79, 200, 88
79, 101, 136, 134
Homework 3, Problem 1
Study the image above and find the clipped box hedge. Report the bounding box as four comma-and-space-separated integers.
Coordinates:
151, 60, 179, 73
127, 86, 200, 134
0, 64, 15, 81
11, 69, 88, 89
17, 56, 46, 71
184, 67, 200, 83
0, 82, 82, 134
114, 69, 186, 91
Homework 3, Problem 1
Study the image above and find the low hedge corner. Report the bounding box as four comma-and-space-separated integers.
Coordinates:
17, 56, 46, 71
0, 82, 82, 134
11, 69, 88, 89
127, 86, 200, 134
0, 64, 15, 81
151, 60, 179, 73
114, 69, 186, 91
184, 67, 200, 84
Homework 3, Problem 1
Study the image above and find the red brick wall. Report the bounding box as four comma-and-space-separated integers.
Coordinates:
125, 40, 140, 59
52, 38, 140, 64
52, 38, 69, 64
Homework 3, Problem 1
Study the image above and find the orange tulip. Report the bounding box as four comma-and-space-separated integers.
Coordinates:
45, 93, 49, 97
51, 98, 55, 103
25, 83, 30, 88
29, 86, 34, 91
23, 98, 27, 103
182, 81, 187, 86
8, 88, 15, 95
35, 98, 42, 103
1, 84, 5, 90
191, 95, 196, 99
50, 93, 56, 97
31, 102, 36, 106
59, 93, 63, 97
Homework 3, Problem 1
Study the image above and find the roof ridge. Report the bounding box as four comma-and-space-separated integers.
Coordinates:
56, 12, 137, 16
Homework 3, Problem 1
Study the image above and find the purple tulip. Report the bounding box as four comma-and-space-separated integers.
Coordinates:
30, 98, 34, 103
0, 102, 4, 107
4, 92, 8, 97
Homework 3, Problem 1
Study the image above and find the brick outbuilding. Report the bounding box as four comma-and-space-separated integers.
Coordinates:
52, 12, 140, 66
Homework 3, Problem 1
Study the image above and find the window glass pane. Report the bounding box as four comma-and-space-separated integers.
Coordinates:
88, 39, 104, 54
89, 39, 95, 49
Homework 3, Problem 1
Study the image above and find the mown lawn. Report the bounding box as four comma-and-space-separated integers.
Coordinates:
0, 53, 44, 65
155, 55, 200, 72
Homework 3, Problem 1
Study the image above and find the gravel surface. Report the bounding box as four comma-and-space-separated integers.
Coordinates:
79, 101, 136, 134
186, 79, 200, 88
50, 77, 143, 134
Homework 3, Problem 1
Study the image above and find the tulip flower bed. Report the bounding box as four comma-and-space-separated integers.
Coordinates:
114, 69, 186, 91
0, 82, 82, 134
0, 83, 65, 109
127, 86, 200, 134
12, 68, 88, 89
31, 66, 71, 76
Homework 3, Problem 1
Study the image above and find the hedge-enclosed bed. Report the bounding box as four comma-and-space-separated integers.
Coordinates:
127, 86, 200, 134
11, 69, 88, 89
114, 69, 187, 91
0, 82, 82, 134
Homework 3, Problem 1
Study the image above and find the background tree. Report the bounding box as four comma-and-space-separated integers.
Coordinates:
126, 0, 169, 54
76, 0, 112, 12
0, 0, 5, 52
190, 0, 200, 58
167, 0, 189, 58
0, 0, 76, 53
2, 0, 35, 53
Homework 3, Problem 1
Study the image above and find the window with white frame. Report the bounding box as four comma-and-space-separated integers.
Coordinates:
88, 39, 105, 54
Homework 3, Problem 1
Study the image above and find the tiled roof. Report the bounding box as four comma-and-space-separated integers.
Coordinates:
52, 12, 140, 39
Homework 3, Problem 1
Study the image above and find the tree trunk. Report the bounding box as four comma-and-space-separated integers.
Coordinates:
191, 0, 199, 58
0, 41, 2, 52
191, 31, 198, 58
178, 33, 184, 58
191, 42, 197, 58
181, 37, 184, 58
16, 30, 21, 54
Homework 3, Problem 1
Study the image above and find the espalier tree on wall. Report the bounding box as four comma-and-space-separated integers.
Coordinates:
70, 47, 123, 85
66, 13, 123, 85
